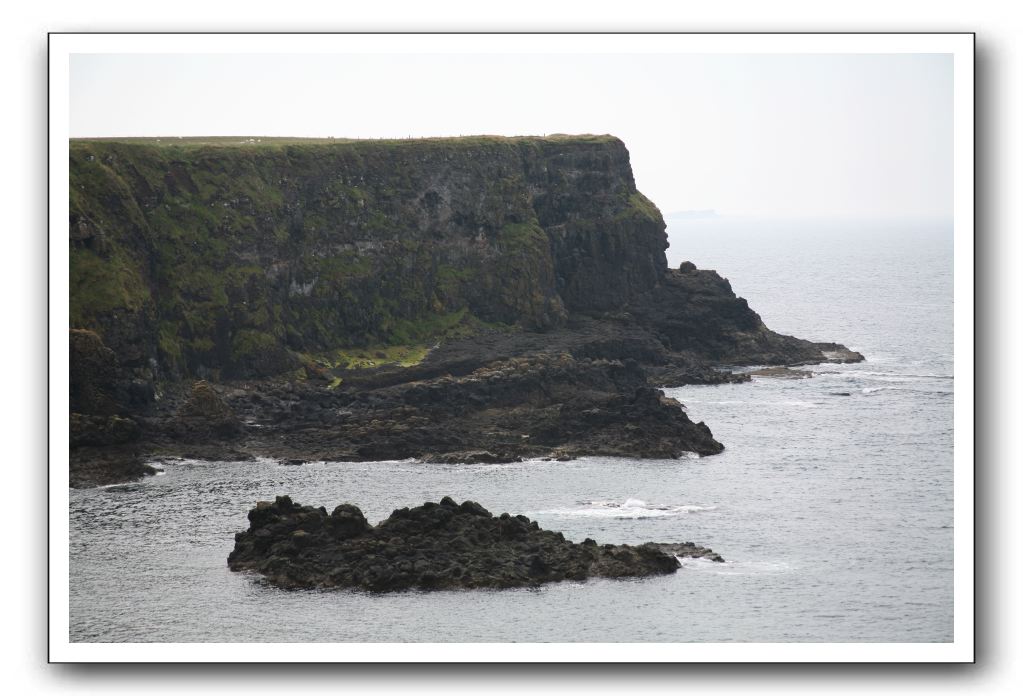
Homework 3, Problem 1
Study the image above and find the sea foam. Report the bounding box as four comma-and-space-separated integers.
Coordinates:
536, 498, 717, 519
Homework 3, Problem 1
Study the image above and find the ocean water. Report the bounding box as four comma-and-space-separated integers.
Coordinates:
68, 217, 954, 643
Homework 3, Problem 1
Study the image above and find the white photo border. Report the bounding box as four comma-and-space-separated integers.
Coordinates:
48, 32, 975, 663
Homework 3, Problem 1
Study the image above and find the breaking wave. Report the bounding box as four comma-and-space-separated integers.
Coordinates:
536, 498, 717, 519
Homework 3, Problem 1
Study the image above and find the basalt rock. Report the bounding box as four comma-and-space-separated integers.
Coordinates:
70, 413, 140, 447
70, 329, 121, 416
70, 329, 153, 486
171, 380, 242, 438
628, 267, 833, 367
69, 446, 158, 488
228, 496, 721, 591
210, 351, 722, 463
748, 366, 814, 379
644, 542, 725, 563
70, 328, 154, 415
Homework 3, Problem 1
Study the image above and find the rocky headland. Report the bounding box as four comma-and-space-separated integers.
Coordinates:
228, 495, 722, 591
68, 135, 862, 486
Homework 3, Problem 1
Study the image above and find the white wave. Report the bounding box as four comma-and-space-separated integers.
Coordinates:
682, 399, 818, 408
157, 458, 215, 467
677, 400, 749, 405
536, 499, 717, 519
334, 458, 418, 466
859, 374, 952, 384
467, 461, 536, 470
676, 556, 728, 569
817, 369, 953, 383
852, 370, 953, 380
674, 558, 793, 575
862, 386, 953, 396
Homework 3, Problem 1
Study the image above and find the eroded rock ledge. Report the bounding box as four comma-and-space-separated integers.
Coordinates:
228, 495, 722, 592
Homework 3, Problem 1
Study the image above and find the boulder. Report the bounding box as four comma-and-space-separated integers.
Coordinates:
70, 413, 140, 447
173, 380, 242, 437
69, 328, 119, 415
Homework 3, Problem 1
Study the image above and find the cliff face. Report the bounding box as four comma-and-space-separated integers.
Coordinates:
68, 134, 865, 486
70, 135, 667, 380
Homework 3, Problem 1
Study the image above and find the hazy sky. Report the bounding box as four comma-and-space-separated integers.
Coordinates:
70, 52, 952, 219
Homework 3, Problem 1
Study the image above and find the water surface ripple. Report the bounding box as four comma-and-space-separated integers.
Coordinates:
70, 219, 953, 642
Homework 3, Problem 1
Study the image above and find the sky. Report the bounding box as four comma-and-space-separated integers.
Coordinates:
70, 52, 953, 220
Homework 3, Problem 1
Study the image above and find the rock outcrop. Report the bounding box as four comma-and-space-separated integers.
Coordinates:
171, 380, 242, 438
69, 328, 156, 486
228, 496, 721, 591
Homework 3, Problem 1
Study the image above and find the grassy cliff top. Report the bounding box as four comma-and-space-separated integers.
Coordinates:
69, 133, 623, 153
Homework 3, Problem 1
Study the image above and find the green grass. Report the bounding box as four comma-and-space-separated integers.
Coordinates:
306, 308, 512, 377
303, 343, 432, 390
615, 192, 664, 226
69, 246, 149, 327
70, 133, 622, 150
498, 221, 547, 255
332, 344, 432, 370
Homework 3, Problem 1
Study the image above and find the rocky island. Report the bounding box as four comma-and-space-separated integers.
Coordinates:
68, 134, 861, 487
228, 495, 722, 591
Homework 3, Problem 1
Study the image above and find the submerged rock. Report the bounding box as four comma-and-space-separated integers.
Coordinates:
748, 366, 814, 379
228, 496, 721, 592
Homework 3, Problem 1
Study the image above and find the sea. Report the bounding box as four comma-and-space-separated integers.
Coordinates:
68, 216, 955, 643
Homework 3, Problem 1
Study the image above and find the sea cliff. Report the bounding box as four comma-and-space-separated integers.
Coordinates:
68, 135, 860, 486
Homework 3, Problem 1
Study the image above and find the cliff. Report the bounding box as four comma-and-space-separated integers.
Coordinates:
70, 135, 667, 382
68, 135, 861, 486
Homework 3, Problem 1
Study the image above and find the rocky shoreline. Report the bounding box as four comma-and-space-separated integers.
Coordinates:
228, 495, 723, 592
69, 290, 861, 488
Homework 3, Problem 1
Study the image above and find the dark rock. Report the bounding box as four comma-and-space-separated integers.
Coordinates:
422, 451, 511, 464
228, 497, 717, 591
69, 329, 120, 416
69, 446, 158, 488
814, 343, 866, 363
172, 380, 242, 438
748, 366, 814, 379
70, 413, 140, 447
70, 328, 156, 417
644, 542, 726, 563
